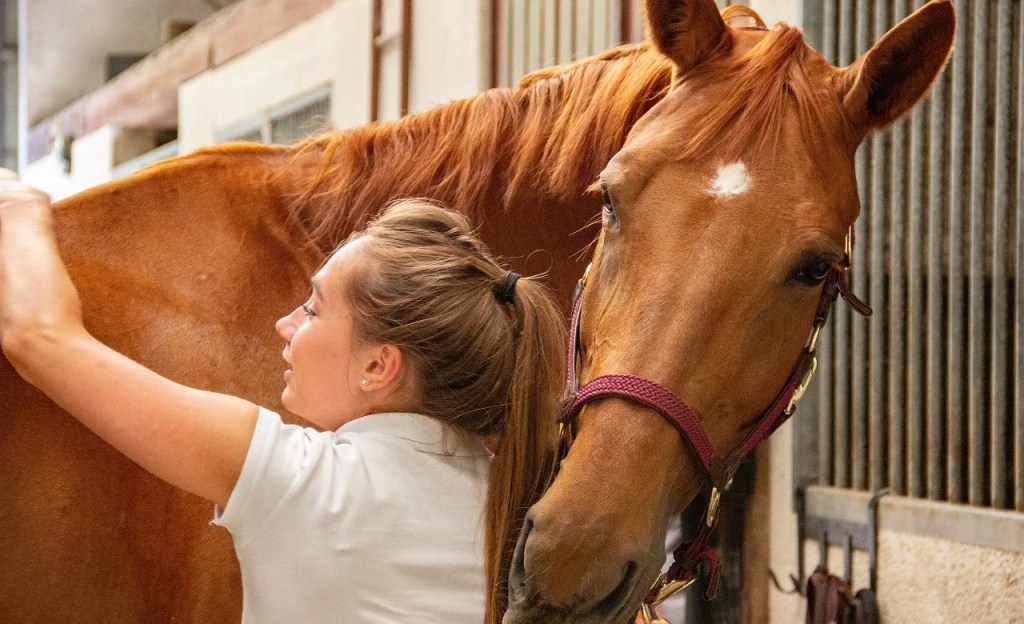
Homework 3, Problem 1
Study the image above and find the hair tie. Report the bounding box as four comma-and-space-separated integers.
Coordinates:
493, 272, 520, 304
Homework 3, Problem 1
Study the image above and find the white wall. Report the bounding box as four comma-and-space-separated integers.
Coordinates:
179, 0, 488, 154
179, 1, 362, 152
408, 0, 490, 113
743, 0, 801, 29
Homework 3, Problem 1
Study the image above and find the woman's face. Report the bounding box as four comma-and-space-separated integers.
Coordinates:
275, 241, 375, 430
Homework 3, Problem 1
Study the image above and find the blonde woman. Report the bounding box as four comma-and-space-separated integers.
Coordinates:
0, 170, 564, 624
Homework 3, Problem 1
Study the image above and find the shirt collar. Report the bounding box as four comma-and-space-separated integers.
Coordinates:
338, 412, 492, 457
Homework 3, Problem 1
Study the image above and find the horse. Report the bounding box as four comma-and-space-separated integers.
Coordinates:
503, 1, 955, 622
0, 1, 954, 623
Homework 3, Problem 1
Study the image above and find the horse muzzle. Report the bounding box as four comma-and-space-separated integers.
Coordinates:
503, 495, 667, 624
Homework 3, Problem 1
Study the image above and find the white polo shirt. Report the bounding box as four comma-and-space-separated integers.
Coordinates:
213, 408, 492, 624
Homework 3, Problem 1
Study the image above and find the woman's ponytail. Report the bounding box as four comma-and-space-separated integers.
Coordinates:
484, 277, 565, 624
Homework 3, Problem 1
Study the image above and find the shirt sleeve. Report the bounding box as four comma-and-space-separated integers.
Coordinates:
211, 407, 339, 544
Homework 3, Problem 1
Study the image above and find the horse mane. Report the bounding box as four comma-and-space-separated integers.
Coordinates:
289, 7, 844, 250
289, 44, 673, 249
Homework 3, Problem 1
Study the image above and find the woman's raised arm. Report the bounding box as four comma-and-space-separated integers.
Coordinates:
0, 170, 257, 508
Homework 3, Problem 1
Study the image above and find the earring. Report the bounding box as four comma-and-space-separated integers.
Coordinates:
361, 379, 369, 386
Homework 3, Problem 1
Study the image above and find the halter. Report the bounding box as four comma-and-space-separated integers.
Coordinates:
558, 230, 871, 622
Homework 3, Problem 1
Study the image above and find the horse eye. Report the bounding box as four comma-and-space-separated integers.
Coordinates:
793, 259, 832, 286
600, 185, 617, 222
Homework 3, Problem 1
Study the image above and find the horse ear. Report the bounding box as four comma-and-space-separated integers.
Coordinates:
840, 0, 955, 133
644, 0, 729, 74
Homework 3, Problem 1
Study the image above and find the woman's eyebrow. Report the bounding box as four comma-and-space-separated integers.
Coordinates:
311, 280, 323, 300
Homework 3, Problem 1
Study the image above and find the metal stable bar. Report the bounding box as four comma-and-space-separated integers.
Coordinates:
868, 0, 892, 496
1016, 0, 1024, 513
370, 0, 382, 121
887, 0, 909, 503
575, 0, 591, 59
869, 125, 890, 493
968, 0, 990, 508
835, 283, 851, 487
946, 1, 970, 505
504, 0, 515, 85
833, 0, 854, 489
490, 0, 501, 87
887, 105, 907, 500
926, 70, 949, 502
819, 314, 836, 485
598, 0, 614, 52
570, 0, 578, 61
822, 0, 837, 62
399, 0, 411, 117
517, 0, 529, 81
541, 0, 556, 68
525, 0, 539, 75
851, 0, 871, 492
838, 0, 854, 66
990, 0, 1013, 510
907, 100, 927, 499
816, 0, 838, 490
558, 0, 573, 65
590, 0, 605, 54
905, 0, 927, 497
619, 0, 632, 44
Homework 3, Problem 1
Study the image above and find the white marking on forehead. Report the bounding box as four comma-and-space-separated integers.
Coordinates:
708, 162, 751, 198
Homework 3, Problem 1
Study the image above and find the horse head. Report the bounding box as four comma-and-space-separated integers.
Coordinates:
505, 1, 955, 622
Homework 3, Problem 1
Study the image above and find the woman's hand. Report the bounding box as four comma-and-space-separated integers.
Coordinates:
0, 169, 85, 352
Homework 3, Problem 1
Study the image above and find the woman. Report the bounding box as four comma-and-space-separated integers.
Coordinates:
0, 169, 565, 624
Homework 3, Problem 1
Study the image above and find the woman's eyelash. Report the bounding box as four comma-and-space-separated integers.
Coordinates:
301, 303, 317, 317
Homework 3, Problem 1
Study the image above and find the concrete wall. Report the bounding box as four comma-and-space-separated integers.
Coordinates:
767, 491, 1024, 624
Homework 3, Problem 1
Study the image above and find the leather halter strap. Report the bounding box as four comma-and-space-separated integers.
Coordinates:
559, 239, 871, 611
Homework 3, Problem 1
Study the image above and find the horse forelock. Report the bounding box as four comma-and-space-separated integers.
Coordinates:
288, 44, 673, 250
670, 25, 853, 169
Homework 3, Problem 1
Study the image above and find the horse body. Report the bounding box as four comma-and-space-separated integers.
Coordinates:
1, 1, 955, 622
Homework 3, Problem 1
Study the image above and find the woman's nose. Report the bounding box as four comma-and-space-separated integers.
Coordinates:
276, 307, 300, 340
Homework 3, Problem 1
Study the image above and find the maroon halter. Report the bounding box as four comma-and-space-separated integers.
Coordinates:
559, 239, 871, 614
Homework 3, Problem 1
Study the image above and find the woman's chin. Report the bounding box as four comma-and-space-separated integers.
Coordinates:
280, 387, 297, 412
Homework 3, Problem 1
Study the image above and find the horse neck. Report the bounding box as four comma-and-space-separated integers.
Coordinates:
292, 45, 673, 249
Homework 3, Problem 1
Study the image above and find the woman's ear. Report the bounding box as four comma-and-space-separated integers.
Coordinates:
358, 343, 407, 393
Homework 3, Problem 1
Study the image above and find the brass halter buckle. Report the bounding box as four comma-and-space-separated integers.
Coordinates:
640, 574, 696, 624
785, 355, 818, 416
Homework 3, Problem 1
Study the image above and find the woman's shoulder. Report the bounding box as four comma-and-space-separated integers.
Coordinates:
336, 412, 491, 458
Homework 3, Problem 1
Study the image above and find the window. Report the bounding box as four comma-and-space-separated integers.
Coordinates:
218, 88, 331, 145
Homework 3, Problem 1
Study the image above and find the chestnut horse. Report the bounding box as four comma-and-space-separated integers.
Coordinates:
0, 1, 954, 623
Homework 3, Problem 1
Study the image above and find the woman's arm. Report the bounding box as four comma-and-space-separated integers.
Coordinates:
0, 170, 257, 508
